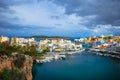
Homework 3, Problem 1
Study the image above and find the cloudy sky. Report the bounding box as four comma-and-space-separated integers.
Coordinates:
0, 0, 120, 37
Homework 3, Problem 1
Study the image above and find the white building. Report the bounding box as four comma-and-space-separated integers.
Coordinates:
0, 36, 9, 43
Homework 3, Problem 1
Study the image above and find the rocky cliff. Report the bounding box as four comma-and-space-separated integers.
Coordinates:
0, 54, 33, 80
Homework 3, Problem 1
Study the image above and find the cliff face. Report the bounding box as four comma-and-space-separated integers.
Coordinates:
0, 54, 33, 80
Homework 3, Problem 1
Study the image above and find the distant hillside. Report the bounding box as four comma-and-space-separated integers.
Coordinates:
31, 35, 74, 39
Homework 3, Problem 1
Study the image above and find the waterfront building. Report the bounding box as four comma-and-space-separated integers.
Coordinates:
11, 37, 19, 44
39, 38, 83, 52
87, 37, 92, 42
10, 37, 35, 46
101, 35, 105, 39
83, 38, 87, 43
0, 36, 9, 43
18, 38, 34, 44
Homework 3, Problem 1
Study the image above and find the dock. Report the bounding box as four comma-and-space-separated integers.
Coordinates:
35, 49, 85, 63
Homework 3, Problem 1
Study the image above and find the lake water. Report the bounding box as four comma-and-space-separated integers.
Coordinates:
32, 51, 120, 80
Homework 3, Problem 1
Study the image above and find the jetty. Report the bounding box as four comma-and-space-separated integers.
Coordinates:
35, 49, 85, 63
35, 52, 66, 63
88, 47, 120, 59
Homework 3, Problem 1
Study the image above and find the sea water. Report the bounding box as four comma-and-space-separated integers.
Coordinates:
32, 51, 120, 80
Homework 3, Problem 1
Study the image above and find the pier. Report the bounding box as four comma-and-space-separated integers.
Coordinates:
35, 49, 85, 63
88, 47, 120, 59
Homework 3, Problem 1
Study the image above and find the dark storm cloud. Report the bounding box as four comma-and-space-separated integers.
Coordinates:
0, 21, 24, 30
52, 0, 120, 26
0, 1, 7, 9
0, 0, 11, 13
0, 0, 40, 10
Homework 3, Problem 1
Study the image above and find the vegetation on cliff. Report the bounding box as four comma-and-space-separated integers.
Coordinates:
13, 54, 26, 69
0, 54, 33, 80
0, 42, 45, 80
0, 42, 49, 56
0, 68, 26, 80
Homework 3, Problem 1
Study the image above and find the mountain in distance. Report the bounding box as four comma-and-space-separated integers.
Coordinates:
31, 35, 74, 39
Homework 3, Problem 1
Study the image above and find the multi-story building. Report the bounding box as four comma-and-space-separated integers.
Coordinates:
0, 36, 9, 43
39, 38, 83, 52
11, 37, 19, 44
10, 37, 35, 46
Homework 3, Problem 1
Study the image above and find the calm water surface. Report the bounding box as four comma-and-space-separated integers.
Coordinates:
32, 51, 120, 80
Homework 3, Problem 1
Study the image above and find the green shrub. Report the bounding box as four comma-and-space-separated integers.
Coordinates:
0, 68, 26, 80
0, 42, 48, 57
13, 55, 26, 69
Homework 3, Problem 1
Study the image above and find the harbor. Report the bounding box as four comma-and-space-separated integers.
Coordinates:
34, 49, 85, 63
87, 46, 120, 59
32, 51, 120, 80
